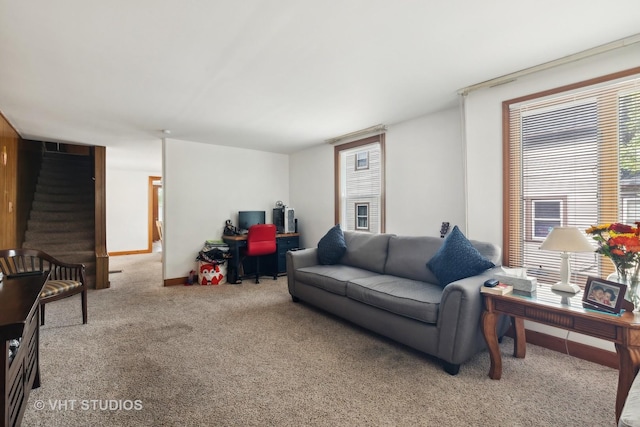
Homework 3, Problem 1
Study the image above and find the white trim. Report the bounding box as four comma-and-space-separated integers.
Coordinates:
458, 34, 640, 95
325, 124, 387, 145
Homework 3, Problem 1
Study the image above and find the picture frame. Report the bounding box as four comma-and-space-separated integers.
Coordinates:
582, 276, 627, 314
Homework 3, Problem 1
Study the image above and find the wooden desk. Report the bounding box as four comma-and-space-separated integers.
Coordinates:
1, 273, 47, 427
222, 233, 300, 283
481, 287, 640, 423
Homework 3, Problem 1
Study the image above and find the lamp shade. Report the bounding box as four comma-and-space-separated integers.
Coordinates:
539, 227, 594, 252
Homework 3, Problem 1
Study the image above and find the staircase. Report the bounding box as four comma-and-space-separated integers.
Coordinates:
22, 151, 96, 287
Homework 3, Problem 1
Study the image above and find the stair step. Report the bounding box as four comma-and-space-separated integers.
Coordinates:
31, 200, 93, 212
23, 240, 94, 253
27, 218, 94, 231
42, 152, 92, 164
41, 154, 91, 164
24, 229, 95, 243
48, 249, 95, 261
38, 174, 92, 186
34, 192, 94, 203
35, 183, 94, 195
38, 162, 93, 173
30, 210, 93, 222
40, 160, 90, 169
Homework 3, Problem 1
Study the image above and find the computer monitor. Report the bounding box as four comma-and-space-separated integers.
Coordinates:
238, 211, 266, 233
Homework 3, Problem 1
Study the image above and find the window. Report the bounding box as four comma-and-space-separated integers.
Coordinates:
504, 68, 640, 286
623, 198, 640, 224
355, 151, 369, 170
335, 134, 385, 233
530, 199, 563, 240
355, 203, 369, 230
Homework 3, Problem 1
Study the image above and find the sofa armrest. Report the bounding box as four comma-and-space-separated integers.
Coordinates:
286, 248, 318, 296
436, 267, 502, 365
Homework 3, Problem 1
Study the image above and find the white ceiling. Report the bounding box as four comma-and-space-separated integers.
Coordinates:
1, 0, 639, 160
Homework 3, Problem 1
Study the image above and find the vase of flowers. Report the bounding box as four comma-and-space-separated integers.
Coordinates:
586, 223, 640, 311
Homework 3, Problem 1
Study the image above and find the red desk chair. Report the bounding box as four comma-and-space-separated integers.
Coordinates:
244, 224, 277, 284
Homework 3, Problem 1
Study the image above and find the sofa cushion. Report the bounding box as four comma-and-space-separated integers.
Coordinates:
346, 275, 442, 324
427, 226, 495, 286
296, 265, 379, 296
340, 231, 392, 274
317, 224, 347, 265
384, 235, 442, 283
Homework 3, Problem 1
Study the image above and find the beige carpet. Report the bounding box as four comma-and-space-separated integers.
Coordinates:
22, 252, 618, 426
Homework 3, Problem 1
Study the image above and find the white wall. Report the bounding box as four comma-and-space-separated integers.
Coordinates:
386, 108, 465, 236
106, 139, 162, 253
289, 143, 334, 249
106, 168, 159, 252
163, 138, 289, 280
290, 106, 464, 248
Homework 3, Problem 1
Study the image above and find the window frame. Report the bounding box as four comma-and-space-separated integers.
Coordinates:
502, 66, 640, 282
623, 197, 640, 224
526, 197, 566, 242
334, 134, 385, 233
355, 151, 369, 170
355, 202, 370, 231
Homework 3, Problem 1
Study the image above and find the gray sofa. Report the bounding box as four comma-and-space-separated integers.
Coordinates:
286, 230, 508, 375
620, 374, 640, 427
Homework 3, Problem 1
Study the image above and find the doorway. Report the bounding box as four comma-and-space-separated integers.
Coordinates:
148, 176, 163, 252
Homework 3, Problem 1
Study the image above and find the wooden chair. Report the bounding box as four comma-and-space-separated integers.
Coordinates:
0, 249, 87, 325
156, 220, 163, 242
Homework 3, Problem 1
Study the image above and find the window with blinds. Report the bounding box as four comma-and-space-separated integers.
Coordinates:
334, 134, 385, 233
504, 70, 640, 286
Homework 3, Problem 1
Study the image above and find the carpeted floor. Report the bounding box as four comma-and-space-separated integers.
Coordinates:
22, 252, 618, 426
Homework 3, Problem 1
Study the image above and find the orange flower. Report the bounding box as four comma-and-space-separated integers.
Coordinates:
588, 223, 640, 274
610, 223, 637, 234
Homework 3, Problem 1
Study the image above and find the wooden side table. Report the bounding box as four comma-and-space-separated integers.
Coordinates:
481, 286, 640, 423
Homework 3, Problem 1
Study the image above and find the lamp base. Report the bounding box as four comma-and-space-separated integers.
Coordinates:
551, 282, 581, 294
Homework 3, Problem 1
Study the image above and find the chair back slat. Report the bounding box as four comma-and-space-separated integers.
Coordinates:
0, 252, 47, 275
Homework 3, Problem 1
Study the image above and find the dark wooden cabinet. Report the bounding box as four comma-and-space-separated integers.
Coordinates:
1, 274, 46, 427
276, 235, 299, 274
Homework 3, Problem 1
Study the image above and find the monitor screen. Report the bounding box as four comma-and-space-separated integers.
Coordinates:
238, 211, 266, 232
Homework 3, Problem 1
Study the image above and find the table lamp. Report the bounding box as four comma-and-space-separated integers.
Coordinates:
539, 226, 594, 294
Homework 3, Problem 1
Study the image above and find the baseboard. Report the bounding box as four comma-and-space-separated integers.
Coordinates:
109, 249, 152, 256
164, 277, 187, 287
506, 328, 618, 369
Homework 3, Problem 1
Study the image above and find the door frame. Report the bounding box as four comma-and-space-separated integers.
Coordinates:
148, 175, 162, 251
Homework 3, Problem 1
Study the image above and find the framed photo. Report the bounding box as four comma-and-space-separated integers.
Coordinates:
582, 276, 627, 314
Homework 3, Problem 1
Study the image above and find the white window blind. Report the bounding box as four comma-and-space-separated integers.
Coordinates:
505, 72, 640, 286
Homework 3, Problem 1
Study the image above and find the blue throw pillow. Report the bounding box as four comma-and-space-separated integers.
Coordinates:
427, 225, 494, 286
318, 224, 347, 265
